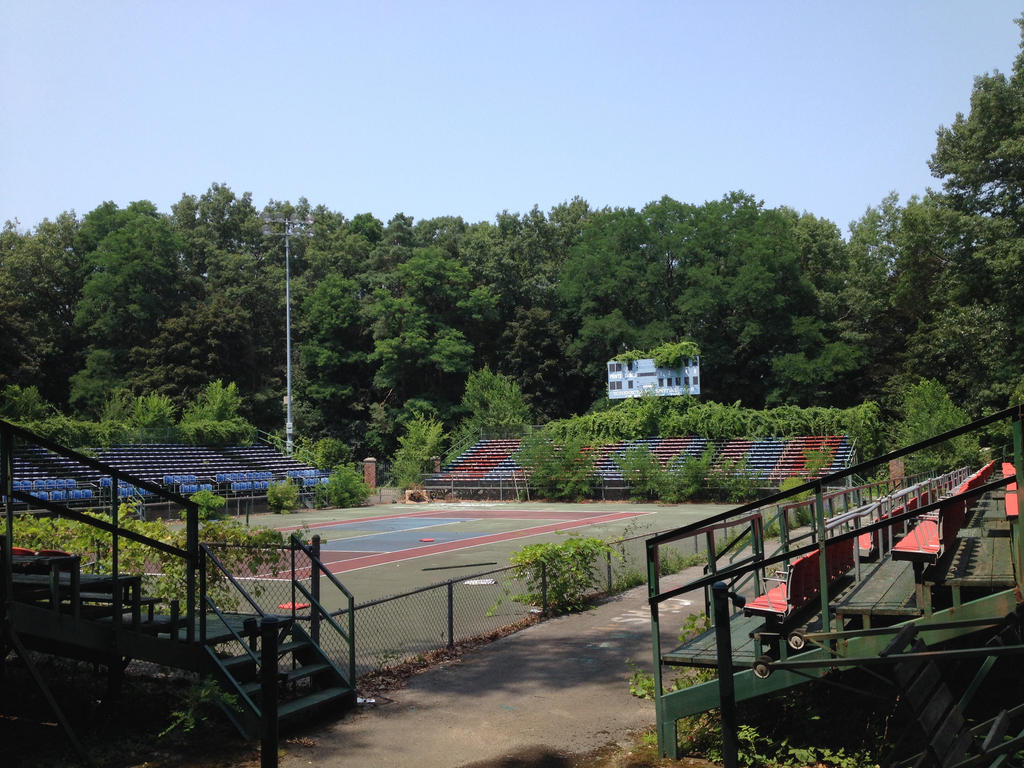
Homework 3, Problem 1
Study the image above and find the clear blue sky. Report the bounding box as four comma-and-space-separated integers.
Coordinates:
2, 1, 1021, 236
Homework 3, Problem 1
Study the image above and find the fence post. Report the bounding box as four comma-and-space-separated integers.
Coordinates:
260, 615, 281, 768
541, 561, 548, 616
311, 535, 321, 645
712, 582, 739, 768
447, 580, 455, 648
606, 550, 613, 593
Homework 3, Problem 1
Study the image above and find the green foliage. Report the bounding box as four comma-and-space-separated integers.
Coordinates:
175, 417, 256, 446
614, 444, 665, 501
707, 456, 758, 502
131, 393, 177, 430
175, 381, 256, 445
14, 413, 129, 451
315, 464, 371, 509
547, 399, 884, 460
0, 511, 286, 609
392, 414, 445, 489
302, 437, 354, 471
895, 378, 980, 474
659, 448, 715, 502
615, 340, 701, 368
266, 479, 300, 514
182, 380, 244, 422
509, 536, 617, 613
456, 365, 531, 438
159, 679, 240, 739
0, 384, 56, 421
516, 431, 596, 501
188, 488, 227, 520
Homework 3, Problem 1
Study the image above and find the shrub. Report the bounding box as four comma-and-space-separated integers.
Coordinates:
266, 480, 300, 514
175, 417, 256, 446
517, 431, 596, 501
315, 464, 370, 509
614, 444, 665, 502
509, 536, 617, 613
307, 437, 352, 471
660, 447, 715, 502
0, 511, 286, 610
188, 488, 227, 520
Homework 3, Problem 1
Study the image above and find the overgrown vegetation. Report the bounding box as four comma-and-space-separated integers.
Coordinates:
315, 463, 371, 508
0, 508, 287, 609
266, 479, 300, 513
188, 488, 227, 520
515, 431, 597, 501
0, 381, 256, 449
545, 398, 885, 458
614, 340, 701, 368
508, 536, 618, 613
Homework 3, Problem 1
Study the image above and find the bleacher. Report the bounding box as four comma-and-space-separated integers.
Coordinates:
10, 442, 328, 505
424, 434, 856, 490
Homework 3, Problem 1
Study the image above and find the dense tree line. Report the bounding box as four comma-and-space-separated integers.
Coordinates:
3, 21, 1024, 459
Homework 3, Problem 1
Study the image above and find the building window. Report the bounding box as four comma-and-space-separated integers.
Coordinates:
628, 380, 633, 389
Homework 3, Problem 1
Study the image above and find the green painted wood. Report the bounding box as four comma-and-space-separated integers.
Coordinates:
940, 536, 1016, 588
277, 685, 354, 719
662, 612, 765, 667
836, 557, 919, 618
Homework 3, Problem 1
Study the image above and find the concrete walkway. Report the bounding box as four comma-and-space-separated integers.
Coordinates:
278, 571, 704, 768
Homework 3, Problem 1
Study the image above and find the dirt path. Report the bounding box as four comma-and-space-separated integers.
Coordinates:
278, 573, 704, 768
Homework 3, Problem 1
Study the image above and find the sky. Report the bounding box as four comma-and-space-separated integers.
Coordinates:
2, 1, 1022, 236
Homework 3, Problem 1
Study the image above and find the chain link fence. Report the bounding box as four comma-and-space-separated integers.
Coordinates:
199, 520, 731, 681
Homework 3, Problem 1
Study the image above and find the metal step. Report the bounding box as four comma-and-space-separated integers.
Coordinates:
278, 685, 354, 720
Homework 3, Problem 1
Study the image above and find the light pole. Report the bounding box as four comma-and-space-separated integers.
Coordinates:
261, 212, 313, 455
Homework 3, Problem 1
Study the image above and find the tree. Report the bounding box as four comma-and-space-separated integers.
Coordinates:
457, 366, 531, 437
130, 393, 177, 432
367, 245, 496, 427
894, 379, 980, 475
295, 273, 370, 441
391, 414, 445, 489
921, 19, 1024, 414
71, 203, 185, 415
0, 213, 86, 406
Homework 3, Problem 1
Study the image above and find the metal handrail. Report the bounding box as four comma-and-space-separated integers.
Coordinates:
199, 542, 266, 628
289, 533, 355, 683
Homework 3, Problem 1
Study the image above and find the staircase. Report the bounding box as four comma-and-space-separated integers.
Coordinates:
1, 418, 357, 756
205, 616, 355, 738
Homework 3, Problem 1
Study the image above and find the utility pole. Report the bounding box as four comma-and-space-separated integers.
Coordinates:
261, 212, 313, 455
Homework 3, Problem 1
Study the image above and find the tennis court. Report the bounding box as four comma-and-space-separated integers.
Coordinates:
275, 504, 660, 576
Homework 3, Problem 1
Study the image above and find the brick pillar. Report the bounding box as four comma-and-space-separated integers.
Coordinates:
889, 458, 905, 487
363, 457, 377, 490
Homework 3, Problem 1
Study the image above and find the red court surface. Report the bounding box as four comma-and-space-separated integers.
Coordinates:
277, 507, 652, 574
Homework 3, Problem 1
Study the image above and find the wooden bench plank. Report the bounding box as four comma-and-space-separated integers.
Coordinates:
662, 612, 765, 667
835, 557, 918, 618
934, 535, 1016, 588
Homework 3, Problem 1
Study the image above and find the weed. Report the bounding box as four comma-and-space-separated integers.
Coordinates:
159, 679, 240, 738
